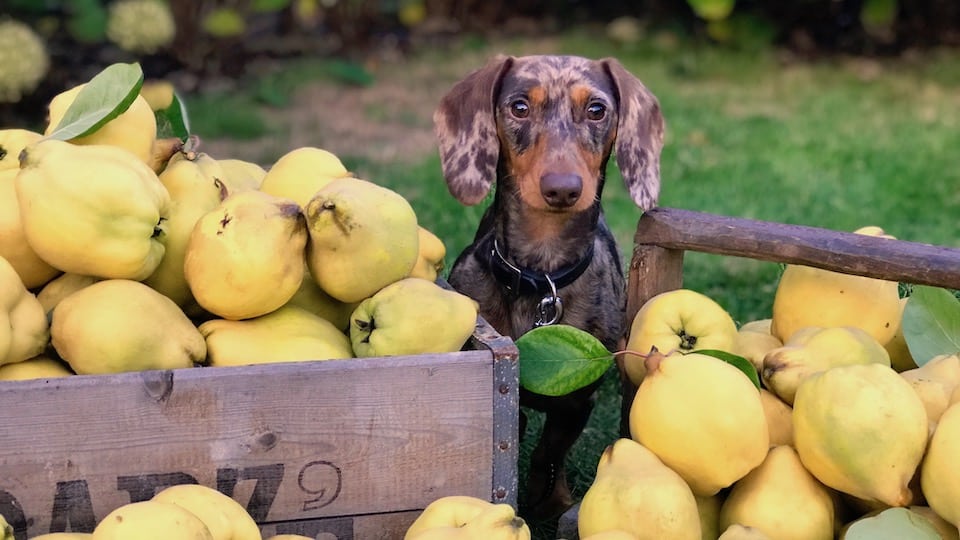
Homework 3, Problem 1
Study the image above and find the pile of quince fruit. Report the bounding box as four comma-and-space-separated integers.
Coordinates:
567, 225, 960, 539
0, 492, 531, 540
0, 483, 313, 540
0, 66, 480, 380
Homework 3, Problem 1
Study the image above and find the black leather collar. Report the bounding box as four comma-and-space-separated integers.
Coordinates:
475, 233, 595, 297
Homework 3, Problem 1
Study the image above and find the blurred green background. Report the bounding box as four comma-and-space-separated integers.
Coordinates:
3, 1, 959, 538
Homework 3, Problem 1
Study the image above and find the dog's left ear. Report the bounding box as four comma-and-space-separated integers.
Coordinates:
433, 55, 515, 206
601, 58, 665, 211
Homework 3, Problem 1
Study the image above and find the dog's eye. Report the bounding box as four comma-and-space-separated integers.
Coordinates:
510, 100, 530, 118
586, 102, 606, 120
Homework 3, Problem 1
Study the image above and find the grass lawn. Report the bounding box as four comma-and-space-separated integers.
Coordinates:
190, 26, 960, 539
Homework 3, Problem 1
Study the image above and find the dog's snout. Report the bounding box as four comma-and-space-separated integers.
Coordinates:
540, 172, 583, 208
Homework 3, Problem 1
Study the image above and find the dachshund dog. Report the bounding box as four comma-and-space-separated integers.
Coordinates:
433, 54, 665, 518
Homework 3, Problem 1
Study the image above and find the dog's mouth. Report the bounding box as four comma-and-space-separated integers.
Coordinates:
538, 196, 599, 215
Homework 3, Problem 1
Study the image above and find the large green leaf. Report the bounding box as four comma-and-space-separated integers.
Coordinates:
903, 285, 960, 366
46, 63, 144, 141
516, 325, 614, 397
694, 349, 761, 389
154, 91, 191, 141
843, 508, 940, 540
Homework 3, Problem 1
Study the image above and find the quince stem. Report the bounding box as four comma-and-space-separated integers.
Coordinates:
615, 346, 675, 376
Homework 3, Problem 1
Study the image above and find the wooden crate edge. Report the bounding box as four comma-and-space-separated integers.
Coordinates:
469, 312, 521, 508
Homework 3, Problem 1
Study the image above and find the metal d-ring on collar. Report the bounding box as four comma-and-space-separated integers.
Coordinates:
534, 273, 563, 327
483, 237, 594, 326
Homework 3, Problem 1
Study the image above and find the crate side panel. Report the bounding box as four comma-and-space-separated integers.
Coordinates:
0, 354, 494, 537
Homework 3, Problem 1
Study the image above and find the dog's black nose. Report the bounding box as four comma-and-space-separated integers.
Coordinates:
540, 172, 582, 208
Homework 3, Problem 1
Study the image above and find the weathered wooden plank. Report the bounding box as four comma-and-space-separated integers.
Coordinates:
634, 207, 960, 289
0, 353, 495, 538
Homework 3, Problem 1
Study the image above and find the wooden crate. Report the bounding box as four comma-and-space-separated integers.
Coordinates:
557, 206, 960, 540
0, 314, 519, 540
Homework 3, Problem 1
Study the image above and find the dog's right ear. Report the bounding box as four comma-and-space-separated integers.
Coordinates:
601, 58, 665, 212
433, 55, 514, 206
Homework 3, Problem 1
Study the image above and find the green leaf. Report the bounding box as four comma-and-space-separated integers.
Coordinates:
844, 508, 940, 540
687, 0, 736, 21
903, 285, 960, 366
8, 0, 48, 12
861, 0, 898, 27
516, 325, 614, 397
154, 92, 191, 141
66, 0, 108, 43
694, 349, 761, 389
251, 0, 292, 12
46, 63, 145, 141
203, 8, 247, 38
